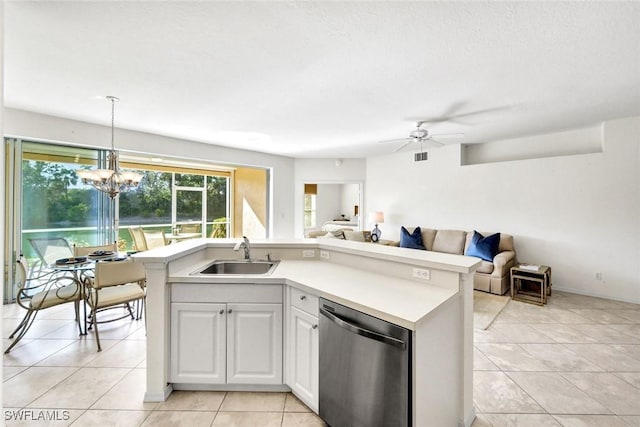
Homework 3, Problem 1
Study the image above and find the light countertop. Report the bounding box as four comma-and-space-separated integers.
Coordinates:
168, 257, 465, 330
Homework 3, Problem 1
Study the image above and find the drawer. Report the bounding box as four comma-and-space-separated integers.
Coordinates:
172, 283, 283, 303
291, 287, 319, 315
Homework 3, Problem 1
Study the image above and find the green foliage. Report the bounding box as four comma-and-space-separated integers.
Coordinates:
119, 171, 172, 222
22, 161, 95, 228
22, 161, 229, 234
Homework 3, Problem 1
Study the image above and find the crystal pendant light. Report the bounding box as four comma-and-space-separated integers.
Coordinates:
77, 96, 142, 198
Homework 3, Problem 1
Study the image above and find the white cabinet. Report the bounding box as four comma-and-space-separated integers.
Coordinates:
227, 303, 283, 384
287, 287, 319, 412
170, 284, 283, 385
171, 302, 226, 384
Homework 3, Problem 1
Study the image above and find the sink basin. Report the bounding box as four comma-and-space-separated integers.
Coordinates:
194, 259, 279, 275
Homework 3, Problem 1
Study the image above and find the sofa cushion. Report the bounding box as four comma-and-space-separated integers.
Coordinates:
420, 228, 438, 251
466, 231, 501, 262
475, 260, 495, 274
399, 226, 425, 250
497, 233, 514, 252
432, 230, 467, 254
343, 230, 366, 242
328, 229, 346, 239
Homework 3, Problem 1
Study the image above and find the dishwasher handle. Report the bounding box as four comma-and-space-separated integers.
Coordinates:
319, 307, 406, 350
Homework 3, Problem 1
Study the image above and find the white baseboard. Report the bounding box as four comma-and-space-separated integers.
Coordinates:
553, 286, 639, 305
460, 408, 477, 427
143, 384, 173, 402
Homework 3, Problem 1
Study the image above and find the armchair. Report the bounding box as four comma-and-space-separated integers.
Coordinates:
5, 256, 83, 353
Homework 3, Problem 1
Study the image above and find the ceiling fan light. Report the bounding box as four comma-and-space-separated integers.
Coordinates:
410, 129, 429, 139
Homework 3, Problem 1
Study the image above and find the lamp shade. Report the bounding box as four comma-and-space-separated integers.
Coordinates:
369, 211, 384, 224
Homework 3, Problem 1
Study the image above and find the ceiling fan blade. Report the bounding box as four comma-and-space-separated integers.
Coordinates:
409, 103, 513, 126
379, 137, 411, 144
392, 140, 414, 153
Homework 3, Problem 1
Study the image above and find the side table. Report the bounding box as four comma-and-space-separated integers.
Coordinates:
510, 264, 552, 306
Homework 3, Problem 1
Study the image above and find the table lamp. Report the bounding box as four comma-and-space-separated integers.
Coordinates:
369, 211, 385, 242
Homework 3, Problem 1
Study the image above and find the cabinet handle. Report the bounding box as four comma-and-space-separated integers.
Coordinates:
219, 309, 224, 314
228, 309, 233, 314
312, 324, 318, 329
300, 295, 307, 301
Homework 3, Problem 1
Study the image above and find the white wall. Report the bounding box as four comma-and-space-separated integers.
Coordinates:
366, 116, 640, 303
294, 158, 366, 237
315, 184, 343, 226
3, 108, 296, 238
341, 184, 360, 219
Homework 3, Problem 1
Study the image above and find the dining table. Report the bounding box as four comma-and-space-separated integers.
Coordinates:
50, 252, 129, 334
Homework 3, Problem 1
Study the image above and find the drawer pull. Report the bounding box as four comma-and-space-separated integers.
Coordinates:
312, 324, 318, 329
300, 295, 307, 301
219, 309, 224, 314
228, 309, 233, 314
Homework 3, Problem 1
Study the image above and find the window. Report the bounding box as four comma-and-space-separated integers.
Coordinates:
303, 193, 316, 228
20, 142, 101, 261
15, 140, 232, 258
5, 138, 269, 302
304, 184, 318, 228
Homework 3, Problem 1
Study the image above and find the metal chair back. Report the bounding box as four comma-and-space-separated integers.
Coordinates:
29, 237, 74, 265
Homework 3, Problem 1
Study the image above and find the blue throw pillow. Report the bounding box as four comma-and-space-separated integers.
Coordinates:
465, 231, 501, 262
399, 226, 425, 250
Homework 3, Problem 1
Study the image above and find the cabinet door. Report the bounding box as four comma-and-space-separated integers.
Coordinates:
227, 303, 283, 385
170, 302, 226, 384
289, 306, 319, 412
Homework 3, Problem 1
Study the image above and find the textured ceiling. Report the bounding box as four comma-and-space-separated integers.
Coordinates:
4, 1, 640, 158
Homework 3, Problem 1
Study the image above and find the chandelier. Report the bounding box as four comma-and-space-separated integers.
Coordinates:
77, 96, 142, 199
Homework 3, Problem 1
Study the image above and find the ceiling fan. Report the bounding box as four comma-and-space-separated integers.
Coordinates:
380, 121, 465, 153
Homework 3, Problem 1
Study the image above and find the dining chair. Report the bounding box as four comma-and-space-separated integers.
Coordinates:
73, 242, 119, 283
179, 223, 201, 233
84, 259, 146, 351
128, 226, 148, 251
75, 242, 145, 321
73, 242, 118, 257
5, 256, 83, 353
143, 229, 167, 249
28, 237, 74, 273
210, 220, 228, 238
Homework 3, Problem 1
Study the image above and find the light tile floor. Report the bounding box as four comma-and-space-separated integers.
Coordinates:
473, 291, 640, 427
3, 291, 639, 426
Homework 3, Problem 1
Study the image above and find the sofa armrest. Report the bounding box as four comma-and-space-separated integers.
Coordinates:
491, 250, 515, 277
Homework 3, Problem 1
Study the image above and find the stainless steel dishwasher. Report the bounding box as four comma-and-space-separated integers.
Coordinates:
319, 298, 411, 427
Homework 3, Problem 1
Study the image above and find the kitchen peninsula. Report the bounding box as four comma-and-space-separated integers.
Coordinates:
132, 238, 480, 427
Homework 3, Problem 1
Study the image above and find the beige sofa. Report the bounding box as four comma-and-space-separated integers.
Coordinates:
395, 227, 516, 295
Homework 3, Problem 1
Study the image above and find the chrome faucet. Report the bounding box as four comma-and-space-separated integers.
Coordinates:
234, 236, 251, 260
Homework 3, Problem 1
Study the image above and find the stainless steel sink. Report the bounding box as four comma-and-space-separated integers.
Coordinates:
193, 259, 279, 275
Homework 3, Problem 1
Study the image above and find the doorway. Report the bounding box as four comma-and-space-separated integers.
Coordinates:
302, 182, 362, 237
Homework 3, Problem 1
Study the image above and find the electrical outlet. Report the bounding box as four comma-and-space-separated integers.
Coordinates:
320, 250, 330, 260
413, 268, 431, 280
595, 272, 602, 281
302, 250, 316, 258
